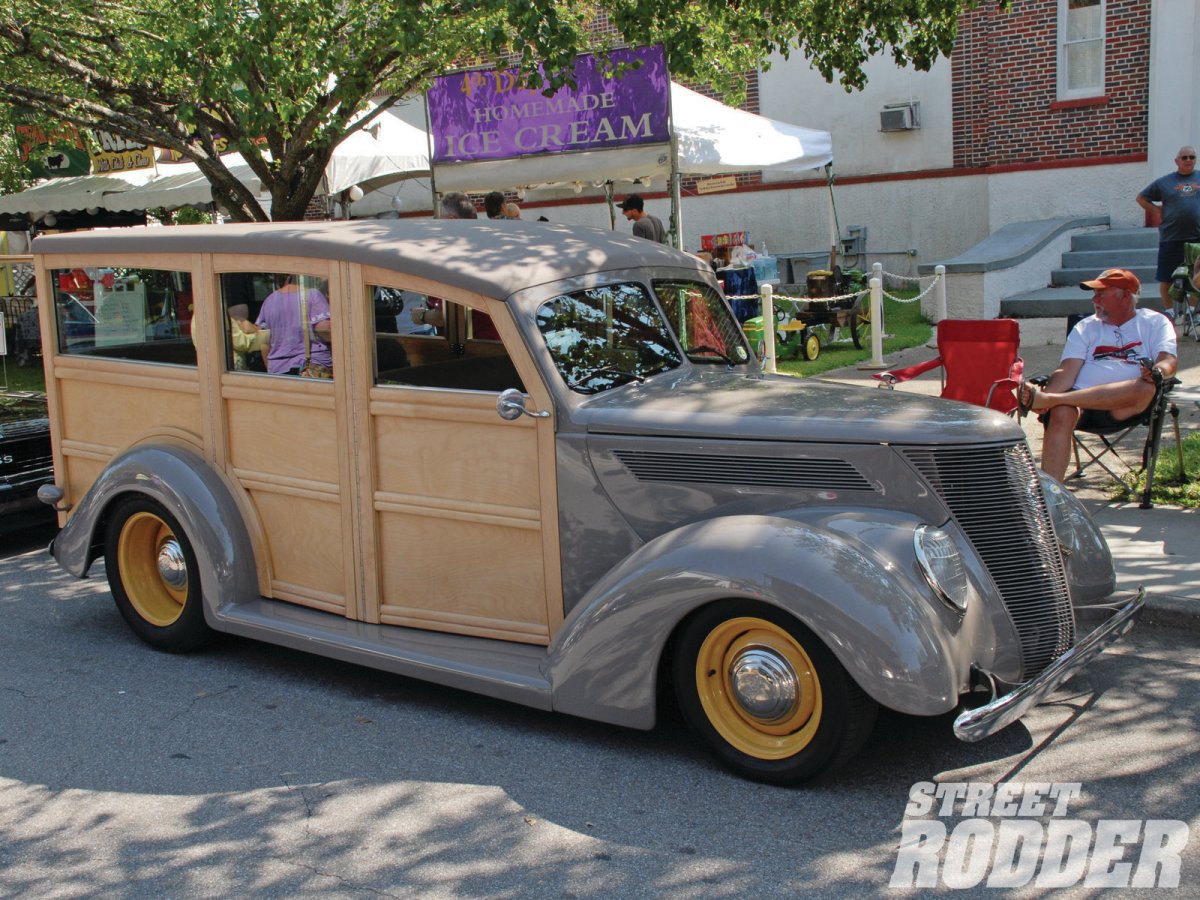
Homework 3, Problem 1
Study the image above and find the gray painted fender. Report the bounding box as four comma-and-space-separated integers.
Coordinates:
49, 443, 259, 624
546, 511, 998, 730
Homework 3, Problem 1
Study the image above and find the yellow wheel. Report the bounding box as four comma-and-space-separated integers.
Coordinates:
674, 601, 876, 784
851, 296, 872, 350
802, 331, 821, 361
104, 497, 211, 651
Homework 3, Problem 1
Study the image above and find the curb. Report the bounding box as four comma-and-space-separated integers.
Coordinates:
1141, 593, 1200, 633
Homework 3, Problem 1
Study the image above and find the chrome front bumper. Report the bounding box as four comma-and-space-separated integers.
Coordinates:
953, 588, 1145, 742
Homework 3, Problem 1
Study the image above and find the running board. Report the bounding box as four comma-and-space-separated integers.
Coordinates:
211, 598, 554, 711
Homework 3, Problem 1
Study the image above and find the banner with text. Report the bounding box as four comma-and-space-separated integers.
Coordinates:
427, 46, 670, 165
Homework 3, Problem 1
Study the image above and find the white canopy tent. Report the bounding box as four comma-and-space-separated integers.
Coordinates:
429, 82, 832, 246
433, 83, 831, 193
103, 109, 431, 214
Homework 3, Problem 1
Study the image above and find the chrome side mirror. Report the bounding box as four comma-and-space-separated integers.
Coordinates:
496, 388, 550, 421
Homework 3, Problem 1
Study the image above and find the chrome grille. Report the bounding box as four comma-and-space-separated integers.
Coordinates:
613, 450, 873, 491
903, 441, 1075, 679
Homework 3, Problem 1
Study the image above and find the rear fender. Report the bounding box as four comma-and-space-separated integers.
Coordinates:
49, 443, 260, 625
546, 511, 999, 729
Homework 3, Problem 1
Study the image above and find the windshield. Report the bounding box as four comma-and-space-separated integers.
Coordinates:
536, 282, 684, 394
654, 280, 750, 366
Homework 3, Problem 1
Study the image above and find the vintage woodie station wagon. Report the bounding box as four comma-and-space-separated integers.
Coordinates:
32, 219, 1143, 784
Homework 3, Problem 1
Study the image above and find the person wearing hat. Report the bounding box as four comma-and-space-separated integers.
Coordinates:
1018, 268, 1177, 481
617, 194, 667, 244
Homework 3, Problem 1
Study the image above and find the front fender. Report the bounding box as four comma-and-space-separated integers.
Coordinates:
546, 511, 997, 729
49, 443, 260, 626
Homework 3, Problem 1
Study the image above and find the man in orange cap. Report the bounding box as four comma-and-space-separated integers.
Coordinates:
1019, 268, 1177, 480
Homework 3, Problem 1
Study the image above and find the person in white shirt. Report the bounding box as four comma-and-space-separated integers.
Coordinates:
1019, 268, 1178, 481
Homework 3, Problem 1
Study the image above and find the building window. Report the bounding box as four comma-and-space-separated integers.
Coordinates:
1059, 0, 1104, 100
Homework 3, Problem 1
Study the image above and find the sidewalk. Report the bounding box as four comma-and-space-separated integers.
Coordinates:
817, 315, 1200, 629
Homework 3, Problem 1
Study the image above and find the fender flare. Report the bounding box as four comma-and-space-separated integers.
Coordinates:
50, 443, 260, 625
546, 512, 997, 729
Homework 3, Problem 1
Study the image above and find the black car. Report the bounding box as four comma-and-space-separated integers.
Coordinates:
0, 392, 54, 533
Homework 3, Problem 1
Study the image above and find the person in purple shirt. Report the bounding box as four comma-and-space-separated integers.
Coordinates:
255, 276, 333, 375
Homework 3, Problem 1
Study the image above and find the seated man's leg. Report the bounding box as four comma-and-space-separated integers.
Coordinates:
1042, 405, 1082, 482
1026, 379, 1156, 481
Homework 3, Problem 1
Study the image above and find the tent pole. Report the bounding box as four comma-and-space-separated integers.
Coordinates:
825, 164, 840, 271
423, 94, 439, 216
605, 181, 616, 230
670, 135, 683, 250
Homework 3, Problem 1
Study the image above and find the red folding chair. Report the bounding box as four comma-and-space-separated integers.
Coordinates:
873, 319, 1024, 414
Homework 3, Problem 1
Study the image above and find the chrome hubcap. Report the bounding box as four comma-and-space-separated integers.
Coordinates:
728, 647, 798, 722
156, 538, 188, 589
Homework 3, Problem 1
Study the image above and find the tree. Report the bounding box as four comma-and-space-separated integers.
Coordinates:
1, 0, 994, 222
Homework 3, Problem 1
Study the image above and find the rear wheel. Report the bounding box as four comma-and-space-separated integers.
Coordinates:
103, 497, 211, 652
673, 601, 876, 784
850, 296, 872, 350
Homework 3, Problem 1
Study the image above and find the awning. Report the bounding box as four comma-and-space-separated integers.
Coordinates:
101, 159, 261, 212
0, 173, 152, 216
0, 105, 430, 217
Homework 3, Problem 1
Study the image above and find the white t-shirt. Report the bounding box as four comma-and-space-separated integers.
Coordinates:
1062, 308, 1177, 390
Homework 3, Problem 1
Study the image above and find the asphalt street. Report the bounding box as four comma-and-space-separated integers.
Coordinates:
2, 532, 1198, 898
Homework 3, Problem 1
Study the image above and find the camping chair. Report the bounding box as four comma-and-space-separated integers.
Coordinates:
1037, 313, 1186, 509
1167, 241, 1200, 341
872, 318, 1024, 414
1067, 368, 1183, 509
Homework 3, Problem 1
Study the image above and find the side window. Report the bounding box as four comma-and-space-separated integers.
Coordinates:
50, 266, 196, 366
1058, 0, 1104, 100
369, 282, 523, 393
655, 280, 750, 365
220, 273, 333, 377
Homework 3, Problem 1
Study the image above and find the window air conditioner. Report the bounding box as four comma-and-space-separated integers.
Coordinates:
880, 102, 920, 132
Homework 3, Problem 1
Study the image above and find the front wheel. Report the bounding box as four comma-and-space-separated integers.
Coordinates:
104, 496, 212, 652
673, 601, 876, 784
802, 330, 821, 361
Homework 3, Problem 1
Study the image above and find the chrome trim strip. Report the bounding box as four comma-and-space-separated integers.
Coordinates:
953, 588, 1145, 742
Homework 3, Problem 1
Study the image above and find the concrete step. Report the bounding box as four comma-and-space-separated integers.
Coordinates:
1061, 247, 1158, 269
1051, 264, 1157, 287
1070, 227, 1159, 251
1000, 285, 1096, 318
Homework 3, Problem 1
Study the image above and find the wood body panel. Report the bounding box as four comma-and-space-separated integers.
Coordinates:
35, 243, 566, 643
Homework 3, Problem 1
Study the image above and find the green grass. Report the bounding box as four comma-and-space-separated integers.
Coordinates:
1109, 431, 1200, 509
772, 290, 932, 378
0, 358, 46, 394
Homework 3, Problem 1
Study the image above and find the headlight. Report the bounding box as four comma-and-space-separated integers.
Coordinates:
915, 525, 970, 614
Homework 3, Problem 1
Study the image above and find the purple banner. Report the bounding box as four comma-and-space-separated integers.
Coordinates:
427, 46, 670, 165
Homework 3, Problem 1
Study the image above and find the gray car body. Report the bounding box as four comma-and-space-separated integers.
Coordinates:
39, 220, 1120, 734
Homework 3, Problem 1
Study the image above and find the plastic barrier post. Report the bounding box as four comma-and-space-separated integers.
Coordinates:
760, 283, 776, 374
857, 276, 887, 370
935, 265, 947, 323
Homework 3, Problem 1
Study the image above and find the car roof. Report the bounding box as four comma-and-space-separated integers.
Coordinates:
33, 218, 710, 300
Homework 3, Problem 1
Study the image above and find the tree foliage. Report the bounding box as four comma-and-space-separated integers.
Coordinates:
1, 0, 992, 222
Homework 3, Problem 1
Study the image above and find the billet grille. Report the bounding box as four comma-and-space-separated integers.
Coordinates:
903, 441, 1075, 680
612, 449, 873, 491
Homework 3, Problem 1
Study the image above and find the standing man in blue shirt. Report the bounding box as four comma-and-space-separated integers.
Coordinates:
1137, 146, 1200, 319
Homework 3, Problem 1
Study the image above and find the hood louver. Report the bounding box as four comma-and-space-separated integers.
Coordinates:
612, 449, 873, 491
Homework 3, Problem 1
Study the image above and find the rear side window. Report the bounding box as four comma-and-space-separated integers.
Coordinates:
50, 266, 196, 367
